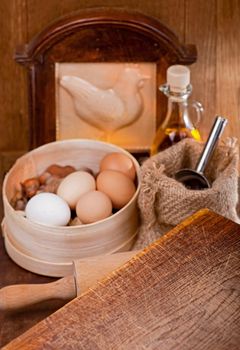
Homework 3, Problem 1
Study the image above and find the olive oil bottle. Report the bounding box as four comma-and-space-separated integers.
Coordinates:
151, 65, 203, 156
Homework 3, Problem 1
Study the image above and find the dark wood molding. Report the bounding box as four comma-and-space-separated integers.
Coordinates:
15, 8, 196, 65
15, 8, 197, 150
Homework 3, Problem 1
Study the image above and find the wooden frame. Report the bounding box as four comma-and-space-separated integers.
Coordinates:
15, 8, 197, 152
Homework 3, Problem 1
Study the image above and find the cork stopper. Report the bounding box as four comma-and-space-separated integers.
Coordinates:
167, 65, 190, 93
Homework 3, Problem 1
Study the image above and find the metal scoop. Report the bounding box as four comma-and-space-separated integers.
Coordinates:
175, 116, 228, 190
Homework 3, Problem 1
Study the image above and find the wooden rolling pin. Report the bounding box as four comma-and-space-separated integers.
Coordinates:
0, 250, 139, 311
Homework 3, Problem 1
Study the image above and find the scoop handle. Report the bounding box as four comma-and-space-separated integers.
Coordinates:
195, 116, 228, 174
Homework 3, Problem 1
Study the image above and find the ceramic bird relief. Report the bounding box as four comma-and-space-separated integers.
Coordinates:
60, 65, 149, 138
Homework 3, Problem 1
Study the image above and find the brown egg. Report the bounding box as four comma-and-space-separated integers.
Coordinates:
96, 170, 136, 209
100, 152, 136, 180
57, 171, 96, 209
76, 190, 112, 224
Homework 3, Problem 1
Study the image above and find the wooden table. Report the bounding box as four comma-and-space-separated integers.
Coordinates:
1, 209, 240, 349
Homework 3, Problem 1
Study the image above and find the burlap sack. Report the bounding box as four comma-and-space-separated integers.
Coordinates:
134, 138, 239, 249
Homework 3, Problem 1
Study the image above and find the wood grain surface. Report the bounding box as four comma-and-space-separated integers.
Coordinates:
216, 0, 240, 141
3, 209, 240, 350
185, 0, 217, 140
0, 0, 29, 151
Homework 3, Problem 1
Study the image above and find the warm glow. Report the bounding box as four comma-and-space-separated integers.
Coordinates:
191, 128, 202, 141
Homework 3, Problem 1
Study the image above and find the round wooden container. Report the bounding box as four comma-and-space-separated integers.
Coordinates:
2, 139, 140, 277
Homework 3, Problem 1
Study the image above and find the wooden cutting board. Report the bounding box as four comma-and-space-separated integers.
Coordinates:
3, 209, 240, 350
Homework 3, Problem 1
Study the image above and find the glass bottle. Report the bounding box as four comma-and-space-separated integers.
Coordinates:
150, 65, 203, 156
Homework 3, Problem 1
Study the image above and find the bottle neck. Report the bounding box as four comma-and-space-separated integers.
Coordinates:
162, 94, 191, 131
160, 83, 192, 100
160, 84, 193, 130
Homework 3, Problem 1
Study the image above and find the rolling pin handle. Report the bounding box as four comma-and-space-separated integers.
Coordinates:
0, 275, 76, 311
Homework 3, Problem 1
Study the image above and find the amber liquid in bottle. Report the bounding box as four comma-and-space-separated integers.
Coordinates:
150, 89, 202, 156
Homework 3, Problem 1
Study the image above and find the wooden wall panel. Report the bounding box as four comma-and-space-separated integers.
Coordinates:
185, 0, 217, 140
0, 0, 29, 151
26, 0, 185, 44
216, 0, 240, 140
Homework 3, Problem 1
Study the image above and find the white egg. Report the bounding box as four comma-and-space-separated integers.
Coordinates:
25, 192, 71, 226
